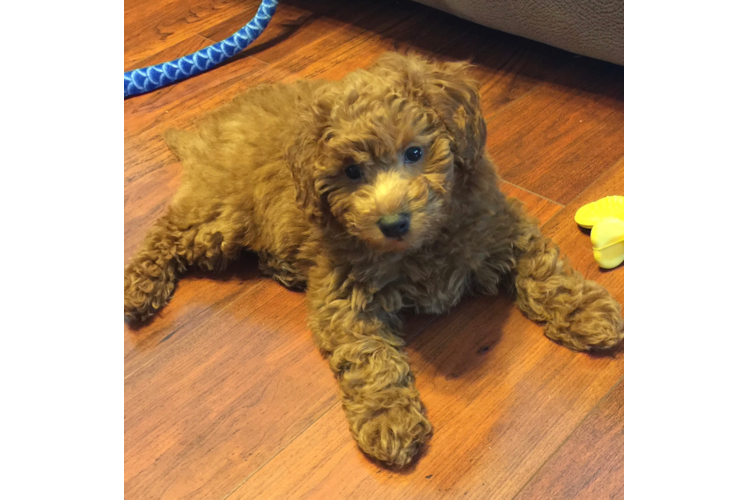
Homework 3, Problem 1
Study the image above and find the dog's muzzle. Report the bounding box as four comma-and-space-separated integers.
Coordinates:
378, 213, 411, 238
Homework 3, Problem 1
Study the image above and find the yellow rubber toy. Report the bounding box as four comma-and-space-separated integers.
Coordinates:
591, 216, 624, 269
574, 195, 624, 228
574, 196, 624, 269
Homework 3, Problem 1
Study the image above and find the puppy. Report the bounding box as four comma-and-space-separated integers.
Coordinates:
124, 52, 623, 467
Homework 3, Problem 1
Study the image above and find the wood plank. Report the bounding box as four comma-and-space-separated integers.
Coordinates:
287, 3, 471, 81
199, 0, 382, 65
198, 1, 316, 64
486, 66, 623, 205
500, 181, 563, 226
124, 254, 266, 376
125, 285, 335, 500
479, 48, 624, 128
514, 379, 624, 500
124, 0, 251, 69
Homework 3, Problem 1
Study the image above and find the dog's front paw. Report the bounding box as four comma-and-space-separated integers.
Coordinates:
545, 281, 623, 351
349, 399, 432, 467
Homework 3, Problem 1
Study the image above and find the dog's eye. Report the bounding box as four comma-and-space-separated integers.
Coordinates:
345, 165, 363, 180
404, 147, 423, 164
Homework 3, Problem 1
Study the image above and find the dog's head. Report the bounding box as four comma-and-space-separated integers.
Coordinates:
287, 52, 486, 253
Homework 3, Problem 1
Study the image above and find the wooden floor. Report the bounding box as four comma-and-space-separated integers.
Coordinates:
124, 0, 624, 498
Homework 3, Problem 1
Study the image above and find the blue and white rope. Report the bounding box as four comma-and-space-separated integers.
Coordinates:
124, 0, 279, 98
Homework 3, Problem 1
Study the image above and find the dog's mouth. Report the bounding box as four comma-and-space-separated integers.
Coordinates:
368, 224, 430, 254
378, 236, 412, 253
352, 226, 417, 253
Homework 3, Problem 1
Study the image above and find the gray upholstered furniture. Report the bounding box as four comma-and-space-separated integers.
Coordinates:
415, 0, 623, 65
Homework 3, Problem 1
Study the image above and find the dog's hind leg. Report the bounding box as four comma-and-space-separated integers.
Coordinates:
503, 198, 623, 351
124, 202, 243, 323
257, 252, 307, 289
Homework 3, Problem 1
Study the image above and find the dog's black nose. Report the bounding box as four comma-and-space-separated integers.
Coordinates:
378, 213, 411, 238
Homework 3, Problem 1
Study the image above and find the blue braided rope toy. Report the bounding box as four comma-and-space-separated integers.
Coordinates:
124, 0, 279, 98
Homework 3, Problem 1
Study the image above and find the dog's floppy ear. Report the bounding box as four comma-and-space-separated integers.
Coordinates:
369, 52, 487, 171
285, 88, 334, 226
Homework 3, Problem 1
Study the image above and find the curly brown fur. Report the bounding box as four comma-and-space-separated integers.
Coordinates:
124, 52, 623, 466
